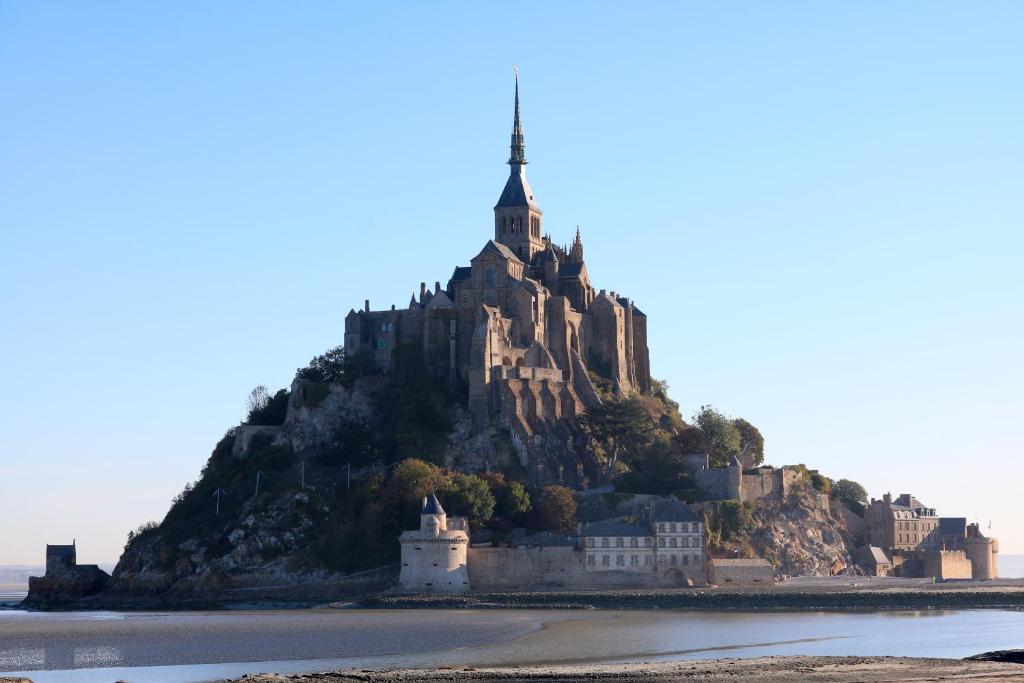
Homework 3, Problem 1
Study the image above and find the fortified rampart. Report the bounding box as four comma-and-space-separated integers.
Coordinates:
467, 547, 700, 590
921, 550, 972, 581
688, 456, 810, 505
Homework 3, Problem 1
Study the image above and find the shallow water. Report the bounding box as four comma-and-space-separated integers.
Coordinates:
2, 608, 1023, 683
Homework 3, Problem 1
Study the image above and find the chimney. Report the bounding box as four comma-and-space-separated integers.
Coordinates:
420, 282, 427, 302
883, 493, 892, 504
391, 304, 396, 311
364, 299, 369, 313
434, 281, 441, 294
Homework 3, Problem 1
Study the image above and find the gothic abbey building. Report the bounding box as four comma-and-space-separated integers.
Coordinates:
344, 76, 651, 480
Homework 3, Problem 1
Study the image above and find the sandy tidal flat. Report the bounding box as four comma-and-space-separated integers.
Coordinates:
225, 656, 1024, 682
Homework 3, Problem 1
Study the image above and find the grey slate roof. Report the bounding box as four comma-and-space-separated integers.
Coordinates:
494, 166, 540, 210
652, 498, 700, 523
939, 517, 967, 536
559, 262, 584, 277
581, 516, 651, 538
421, 493, 445, 515
475, 239, 524, 264
450, 266, 471, 282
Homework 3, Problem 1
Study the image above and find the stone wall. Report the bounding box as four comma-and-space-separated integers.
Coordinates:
833, 501, 867, 546
922, 550, 973, 581
708, 559, 775, 585
694, 468, 732, 501
740, 469, 781, 500
467, 547, 703, 591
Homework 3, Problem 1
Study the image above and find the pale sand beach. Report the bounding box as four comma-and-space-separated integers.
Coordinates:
226, 656, 1024, 682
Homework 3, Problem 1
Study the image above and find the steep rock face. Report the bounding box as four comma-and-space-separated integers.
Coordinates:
749, 487, 855, 576
107, 490, 343, 600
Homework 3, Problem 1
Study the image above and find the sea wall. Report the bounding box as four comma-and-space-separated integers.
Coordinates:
467, 547, 701, 590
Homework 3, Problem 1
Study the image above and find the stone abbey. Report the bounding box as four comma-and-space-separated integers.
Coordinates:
345, 74, 650, 481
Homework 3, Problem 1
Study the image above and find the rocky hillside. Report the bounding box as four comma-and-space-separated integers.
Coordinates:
103, 369, 514, 604
36, 344, 865, 607
705, 485, 855, 576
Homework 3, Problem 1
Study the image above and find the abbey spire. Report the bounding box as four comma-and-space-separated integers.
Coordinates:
494, 68, 544, 262
508, 68, 526, 166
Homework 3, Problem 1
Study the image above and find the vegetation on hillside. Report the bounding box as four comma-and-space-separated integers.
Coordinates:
119, 340, 865, 589
578, 382, 764, 500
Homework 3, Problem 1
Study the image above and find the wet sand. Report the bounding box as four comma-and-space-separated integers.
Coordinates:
226, 657, 1024, 682
3, 608, 1023, 682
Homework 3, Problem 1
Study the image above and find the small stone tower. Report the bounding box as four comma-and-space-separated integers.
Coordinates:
45, 542, 76, 576
398, 493, 470, 592
964, 523, 999, 580
494, 69, 544, 263
727, 455, 743, 501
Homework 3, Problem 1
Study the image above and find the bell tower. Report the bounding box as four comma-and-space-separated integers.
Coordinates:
494, 68, 544, 263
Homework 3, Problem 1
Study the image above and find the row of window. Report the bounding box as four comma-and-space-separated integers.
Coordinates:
586, 536, 651, 549
657, 522, 700, 533
585, 534, 700, 549
586, 553, 701, 567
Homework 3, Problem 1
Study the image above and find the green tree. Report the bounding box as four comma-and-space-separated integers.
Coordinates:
534, 485, 577, 533
578, 398, 657, 479
695, 406, 742, 467
734, 418, 765, 466
832, 479, 868, 508
296, 345, 348, 383
246, 388, 289, 426
296, 345, 378, 386
716, 500, 755, 542
810, 473, 832, 494
445, 473, 496, 529
389, 458, 448, 500
495, 480, 531, 520
613, 435, 691, 495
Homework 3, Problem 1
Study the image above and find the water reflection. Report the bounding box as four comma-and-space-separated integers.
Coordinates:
1, 608, 1023, 683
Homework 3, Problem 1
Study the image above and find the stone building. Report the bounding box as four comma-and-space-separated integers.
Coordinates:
580, 498, 704, 584
854, 545, 893, 576
865, 493, 941, 551
708, 558, 775, 585
344, 74, 651, 485
864, 492, 999, 580
397, 494, 470, 593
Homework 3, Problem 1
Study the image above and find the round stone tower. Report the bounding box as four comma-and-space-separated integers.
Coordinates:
398, 493, 470, 592
964, 523, 999, 580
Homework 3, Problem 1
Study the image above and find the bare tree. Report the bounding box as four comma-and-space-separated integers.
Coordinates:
245, 385, 270, 421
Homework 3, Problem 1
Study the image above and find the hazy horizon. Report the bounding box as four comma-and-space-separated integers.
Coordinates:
2, 3, 1022, 565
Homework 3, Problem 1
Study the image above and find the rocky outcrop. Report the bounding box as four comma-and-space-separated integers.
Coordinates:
748, 486, 855, 576
23, 565, 109, 607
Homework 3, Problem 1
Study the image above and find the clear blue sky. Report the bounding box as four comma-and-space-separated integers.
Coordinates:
1, 2, 1022, 565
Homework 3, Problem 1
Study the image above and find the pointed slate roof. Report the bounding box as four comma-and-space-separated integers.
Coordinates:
494, 70, 541, 211
421, 493, 445, 515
